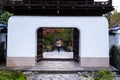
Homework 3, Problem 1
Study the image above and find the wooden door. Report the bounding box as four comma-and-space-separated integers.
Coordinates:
73, 28, 79, 62
37, 28, 43, 62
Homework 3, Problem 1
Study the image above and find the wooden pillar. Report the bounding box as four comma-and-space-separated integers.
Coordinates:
73, 28, 79, 62
109, 0, 112, 5
37, 28, 43, 62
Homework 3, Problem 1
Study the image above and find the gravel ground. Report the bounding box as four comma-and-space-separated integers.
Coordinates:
25, 72, 120, 80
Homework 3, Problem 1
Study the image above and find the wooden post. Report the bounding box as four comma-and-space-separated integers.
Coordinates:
109, 0, 112, 5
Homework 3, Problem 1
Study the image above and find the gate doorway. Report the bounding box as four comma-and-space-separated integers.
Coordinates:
37, 28, 79, 62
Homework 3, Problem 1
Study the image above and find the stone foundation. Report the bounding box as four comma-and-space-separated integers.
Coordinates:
7, 57, 36, 66
81, 57, 109, 67
7, 57, 109, 67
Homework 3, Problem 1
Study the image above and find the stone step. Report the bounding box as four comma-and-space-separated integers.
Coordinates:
28, 74, 81, 80
27, 70, 82, 74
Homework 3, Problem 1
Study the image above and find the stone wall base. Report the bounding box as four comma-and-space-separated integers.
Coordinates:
7, 57, 109, 67
7, 57, 36, 66
80, 57, 109, 67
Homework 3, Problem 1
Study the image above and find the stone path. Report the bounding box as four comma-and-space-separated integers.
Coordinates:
26, 72, 120, 80
115, 75, 120, 80
30, 60, 83, 71
116, 77, 120, 80
32, 74, 81, 80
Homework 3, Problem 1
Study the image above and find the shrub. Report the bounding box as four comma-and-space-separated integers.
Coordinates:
0, 42, 5, 63
110, 45, 120, 69
0, 71, 26, 80
93, 70, 115, 80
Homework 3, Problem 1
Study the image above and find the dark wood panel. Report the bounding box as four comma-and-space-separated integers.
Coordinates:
73, 28, 79, 62
37, 28, 43, 62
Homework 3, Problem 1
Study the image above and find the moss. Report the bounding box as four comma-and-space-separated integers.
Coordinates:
93, 70, 115, 80
0, 71, 26, 80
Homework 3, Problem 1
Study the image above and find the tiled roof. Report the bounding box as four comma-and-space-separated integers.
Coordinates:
110, 22, 120, 31
109, 22, 120, 35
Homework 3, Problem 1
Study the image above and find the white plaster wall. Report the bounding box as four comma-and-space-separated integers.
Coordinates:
115, 33, 120, 46
109, 35, 115, 49
7, 16, 109, 58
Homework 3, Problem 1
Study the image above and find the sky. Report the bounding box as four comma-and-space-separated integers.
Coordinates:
113, 0, 120, 12
95, 0, 120, 12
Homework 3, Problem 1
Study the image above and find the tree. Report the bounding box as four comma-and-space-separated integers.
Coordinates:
0, 10, 4, 16
105, 10, 120, 28
42, 28, 74, 52
0, 11, 14, 25
0, 0, 3, 7
110, 11, 120, 28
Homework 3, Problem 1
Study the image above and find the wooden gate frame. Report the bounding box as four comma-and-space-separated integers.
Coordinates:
37, 27, 80, 62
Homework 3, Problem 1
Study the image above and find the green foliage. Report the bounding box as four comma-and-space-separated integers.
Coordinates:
0, 71, 26, 80
43, 33, 54, 45
43, 28, 74, 51
0, 0, 2, 6
110, 45, 120, 69
105, 11, 120, 28
0, 10, 4, 16
93, 70, 115, 80
110, 12, 120, 28
0, 11, 14, 25
83, 74, 89, 78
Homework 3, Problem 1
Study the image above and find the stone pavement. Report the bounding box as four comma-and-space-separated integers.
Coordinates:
32, 74, 81, 80
116, 77, 120, 80
26, 72, 120, 80
30, 60, 83, 71
115, 75, 120, 80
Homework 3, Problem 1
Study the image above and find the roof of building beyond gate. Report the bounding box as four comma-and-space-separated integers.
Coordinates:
109, 22, 120, 35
